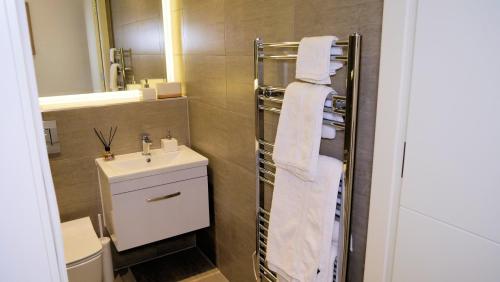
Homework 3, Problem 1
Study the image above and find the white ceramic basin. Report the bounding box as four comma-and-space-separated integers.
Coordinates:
96, 145, 208, 183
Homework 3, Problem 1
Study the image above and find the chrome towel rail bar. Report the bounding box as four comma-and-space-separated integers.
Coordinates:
261, 40, 349, 48
258, 105, 346, 130
259, 54, 348, 62
254, 33, 362, 282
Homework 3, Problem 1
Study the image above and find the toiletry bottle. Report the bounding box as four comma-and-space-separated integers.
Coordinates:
141, 79, 157, 101
161, 130, 178, 152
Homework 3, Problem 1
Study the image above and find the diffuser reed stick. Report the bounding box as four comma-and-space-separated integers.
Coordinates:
93, 126, 118, 160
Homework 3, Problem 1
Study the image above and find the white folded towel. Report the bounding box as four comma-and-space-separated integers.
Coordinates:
267, 156, 343, 282
321, 112, 344, 139
331, 47, 343, 56
110, 63, 120, 91
324, 112, 344, 122
273, 82, 333, 181
296, 36, 344, 84
322, 96, 345, 139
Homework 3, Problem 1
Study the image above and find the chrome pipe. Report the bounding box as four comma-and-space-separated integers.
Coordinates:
259, 207, 271, 217
258, 95, 283, 104
259, 167, 276, 178
259, 158, 276, 169
337, 32, 362, 282
258, 139, 275, 147
259, 216, 270, 225
260, 54, 348, 62
259, 176, 275, 186
258, 148, 273, 157
262, 40, 349, 48
259, 86, 346, 101
258, 105, 345, 130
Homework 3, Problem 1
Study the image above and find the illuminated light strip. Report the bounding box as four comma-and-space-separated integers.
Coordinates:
38, 90, 142, 111
162, 0, 175, 82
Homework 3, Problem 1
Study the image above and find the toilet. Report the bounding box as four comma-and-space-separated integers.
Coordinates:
61, 217, 103, 282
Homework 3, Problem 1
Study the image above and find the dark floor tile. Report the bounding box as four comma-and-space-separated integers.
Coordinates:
130, 248, 216, 282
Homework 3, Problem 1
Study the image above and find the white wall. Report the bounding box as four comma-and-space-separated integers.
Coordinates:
392, 1, 500, 280
29, 0, 94, 96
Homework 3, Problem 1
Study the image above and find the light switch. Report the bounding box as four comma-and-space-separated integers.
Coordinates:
43, 120, 60, 154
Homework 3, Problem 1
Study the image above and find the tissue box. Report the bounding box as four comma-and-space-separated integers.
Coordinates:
156, 82, 182, 99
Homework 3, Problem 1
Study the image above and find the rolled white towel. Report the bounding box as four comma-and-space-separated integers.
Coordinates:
329, 61, 344, 76
321, 112, 344, 139
323, 112, 344, 122
331, 47, 343, 56
330, 47, 344, 76
325, 99, 333, 108
110, 63, 120, 91
321, 125, 336, 139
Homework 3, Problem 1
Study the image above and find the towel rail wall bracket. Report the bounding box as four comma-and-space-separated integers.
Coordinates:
254, 33, 362, 282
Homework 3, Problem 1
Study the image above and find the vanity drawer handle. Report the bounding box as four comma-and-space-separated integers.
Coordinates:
146, 192, 181, 202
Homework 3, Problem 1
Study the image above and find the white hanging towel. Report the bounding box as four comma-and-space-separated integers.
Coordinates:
273, 82, 333, 181
315, 220, 340, 282
109, 48, 116, 63
296, 36, 344, 84
267, 155, 343, 282
110, 63, 120, 91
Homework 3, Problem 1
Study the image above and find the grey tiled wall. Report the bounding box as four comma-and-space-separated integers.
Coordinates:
180, 0, 383, 281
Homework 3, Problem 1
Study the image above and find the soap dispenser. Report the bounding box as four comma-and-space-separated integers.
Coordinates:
161, 130, 178, 152
141, 79, 157, 101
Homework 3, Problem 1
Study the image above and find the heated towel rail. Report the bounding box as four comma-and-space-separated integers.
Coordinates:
254, 33, 361, 282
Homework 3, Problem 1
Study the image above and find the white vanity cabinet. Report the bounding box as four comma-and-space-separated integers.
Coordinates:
96, 146, 209, 251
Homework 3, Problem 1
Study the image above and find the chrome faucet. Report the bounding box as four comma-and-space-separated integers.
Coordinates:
142, 134, 152, 155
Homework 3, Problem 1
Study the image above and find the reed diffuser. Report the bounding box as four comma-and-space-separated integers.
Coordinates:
93, 126, 117, 161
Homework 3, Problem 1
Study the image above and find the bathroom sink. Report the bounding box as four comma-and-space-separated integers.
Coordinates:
96, 145, 210, 251
96, 145, 208, 183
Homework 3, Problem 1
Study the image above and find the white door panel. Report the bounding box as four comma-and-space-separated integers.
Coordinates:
392, 208, 500, 282
400, 0, 500, 243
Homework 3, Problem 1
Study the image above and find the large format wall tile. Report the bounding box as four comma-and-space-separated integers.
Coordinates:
184, 55, 227, 108
224, 0, 294, 56
182, 0, 225, 55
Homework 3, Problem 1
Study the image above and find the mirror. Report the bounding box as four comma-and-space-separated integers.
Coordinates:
28, 0, 167, 97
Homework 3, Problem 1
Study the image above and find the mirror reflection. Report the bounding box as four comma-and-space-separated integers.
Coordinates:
28, 0, 167, 97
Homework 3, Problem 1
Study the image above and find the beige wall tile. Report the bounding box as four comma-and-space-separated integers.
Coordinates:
224, 0, 295, 56
226, 55, 254, 118
182, 0, 225, 55
184, 55, 227, 108
188, 101, 228, 160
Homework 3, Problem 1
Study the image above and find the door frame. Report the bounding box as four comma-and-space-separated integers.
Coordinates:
0, 0, 67, 280
363, 0, 419, 281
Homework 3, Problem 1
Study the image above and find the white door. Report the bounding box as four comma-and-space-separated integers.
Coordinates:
0, 0, 67, 281
391, 1, 500, 281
